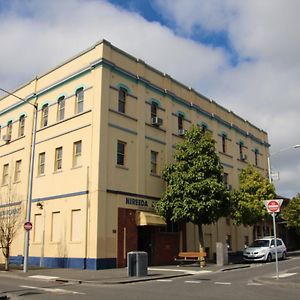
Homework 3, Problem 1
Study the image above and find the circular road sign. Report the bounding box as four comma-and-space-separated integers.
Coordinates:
267, 200, 280, 213
24, 221, 32, 231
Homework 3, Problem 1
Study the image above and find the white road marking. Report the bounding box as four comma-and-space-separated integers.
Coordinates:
28, 275, 59, 280
156, 279, 173, 282
214, 282, 232, 285
247, 282, 263, 286
148, 268, 212, 275
185, 280, 201, 284
272, 273, 298, 278
19, 285, 85, 295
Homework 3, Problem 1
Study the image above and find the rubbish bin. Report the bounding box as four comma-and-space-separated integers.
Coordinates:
127, 251, 148, 277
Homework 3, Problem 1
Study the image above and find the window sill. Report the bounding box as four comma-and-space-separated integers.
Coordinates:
69, 241, 82, 245
237, 158, 248, 163
116, 164, 129, 170
71, 165, 82, 170
150, 173, 161, 178
37, 174, 46, 178
53, 170, 63, 174
13, 180, 21, 184
219, 151, 233, 158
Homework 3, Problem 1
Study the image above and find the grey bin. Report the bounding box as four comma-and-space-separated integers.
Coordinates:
127, 251, 148, 277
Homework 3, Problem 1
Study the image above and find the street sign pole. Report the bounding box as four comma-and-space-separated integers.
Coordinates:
272, 212, 279, 280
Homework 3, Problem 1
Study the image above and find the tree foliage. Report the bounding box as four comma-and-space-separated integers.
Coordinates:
155, 125, 230, 250
231, 165, 275, 226
281, 193, 300, 228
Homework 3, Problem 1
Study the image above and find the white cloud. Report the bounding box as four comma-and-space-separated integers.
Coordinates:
1, 0, 300, 197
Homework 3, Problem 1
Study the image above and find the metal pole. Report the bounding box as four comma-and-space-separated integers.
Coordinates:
272, 212, 279, 279
23, 104, 38, 272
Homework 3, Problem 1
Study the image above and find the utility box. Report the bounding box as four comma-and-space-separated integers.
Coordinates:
216, 242, 228, 266
127, 251, 148, 277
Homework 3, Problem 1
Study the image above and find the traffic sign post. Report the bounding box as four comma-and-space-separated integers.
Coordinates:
263, 199, 283, 280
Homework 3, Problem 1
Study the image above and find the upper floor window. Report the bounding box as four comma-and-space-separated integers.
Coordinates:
75, 88, 84, 114
57, 96, 65, 121
150, 150, 158, 174
221, 134, 227, 153
54, 147, 63, 171
18, 115, 25, 137
201, 123, 208, 133
151, 102, 158, 119
14, 160, 22, 182
2, 163, 9, 185
254, 149, 259, 166
239, 142, 243, 159
118, 88, 127, 113
38, 152, 46, 175
41, 104, 49, 127
117, 140, 126, 166
178, 114, 183, 130
7, 120, 12, 136
73, 141, 82, 167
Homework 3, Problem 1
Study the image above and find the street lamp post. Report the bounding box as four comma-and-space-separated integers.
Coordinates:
266, 144, 300, 279
0, 88, 37, 272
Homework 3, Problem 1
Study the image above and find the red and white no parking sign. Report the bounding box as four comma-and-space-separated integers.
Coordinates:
263, 199, 283, 213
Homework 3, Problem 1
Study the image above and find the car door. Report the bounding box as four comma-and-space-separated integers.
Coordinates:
276, 239, 283, 257
270, 239, 276, 258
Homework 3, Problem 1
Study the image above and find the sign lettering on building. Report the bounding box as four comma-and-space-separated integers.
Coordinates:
125, 197, 156, 209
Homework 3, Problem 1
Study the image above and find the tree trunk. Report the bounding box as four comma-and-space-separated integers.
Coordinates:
4, 247, 9, 271
197, 223, 206, 267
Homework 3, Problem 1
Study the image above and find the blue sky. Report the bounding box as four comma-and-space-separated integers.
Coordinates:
1, 0, 300, 197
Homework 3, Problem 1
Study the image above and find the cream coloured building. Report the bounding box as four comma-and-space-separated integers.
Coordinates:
0, 40, 269, 269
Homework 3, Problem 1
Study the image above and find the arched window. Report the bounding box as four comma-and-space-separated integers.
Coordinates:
151, 102, 158, 119
254, 149, 259, 166
7, 120, 12, 136
75, 88, 84, 114
221, 133, 227, 153
118, 87, 127, 113
41, 104, 49, 127
178, 114, 184, 130
57, 96, 65, 121
18, 115, 25, 137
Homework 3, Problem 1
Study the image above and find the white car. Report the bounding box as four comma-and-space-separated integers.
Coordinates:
243, 237, 287, 262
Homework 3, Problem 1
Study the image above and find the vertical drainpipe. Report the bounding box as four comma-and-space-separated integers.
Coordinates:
84, 166, 89, 269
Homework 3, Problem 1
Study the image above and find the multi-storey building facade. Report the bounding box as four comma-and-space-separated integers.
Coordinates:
0, 40, 270, 269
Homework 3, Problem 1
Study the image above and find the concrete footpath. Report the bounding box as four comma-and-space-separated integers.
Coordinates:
0, 262, 248, 285
0, 252, 299, 287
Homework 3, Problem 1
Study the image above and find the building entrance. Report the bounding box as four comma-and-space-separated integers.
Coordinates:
138, 226, 153, 265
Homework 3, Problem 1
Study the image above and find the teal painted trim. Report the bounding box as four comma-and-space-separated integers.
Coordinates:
57, 93, 67, 100
199, 121, 208, 129
176, 111, 185, 117
108, 123, 138, 135
221, 162, 234, 169
116, 83, 131, 94
32, 190, 88, 202
39, 101, 50, 110
238, 140, 244, 146
221, 131, 228, 138
6, 119, 13, 125
18, 112, 27, 118
74, 85, 86, 94
145, 136, 166, 145
150, 98, 161, 107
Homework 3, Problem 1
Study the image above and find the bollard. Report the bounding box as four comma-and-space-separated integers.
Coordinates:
127, 251, 148, 277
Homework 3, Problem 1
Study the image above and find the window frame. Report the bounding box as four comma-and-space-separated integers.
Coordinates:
151, 102, 158, 119
221, 134, 227, 153
41, 104, 49, 128
18, 115, 25, 137
177, 114, 183, 130
2, 163, 9, 185
150, 150, 158, 174
118, 88, 127, 114
7, 120, 12, 136
38, 152, 46, 176
57, 96, 65, 121
14, 160, 22, 182
117, 140, 126, 166
73, 140, 82, 167
54, 147, 63, 171
75, 88, 84, 114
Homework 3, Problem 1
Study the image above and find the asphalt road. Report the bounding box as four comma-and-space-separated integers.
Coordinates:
0, 258, 299, 299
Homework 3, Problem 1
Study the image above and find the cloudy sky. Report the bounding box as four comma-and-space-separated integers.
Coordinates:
1, 0, 300, 197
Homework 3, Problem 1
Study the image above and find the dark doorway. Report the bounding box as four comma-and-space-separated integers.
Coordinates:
138, 226, 153, 265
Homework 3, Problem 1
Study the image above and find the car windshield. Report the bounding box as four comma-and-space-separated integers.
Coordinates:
250, 240, 270, 247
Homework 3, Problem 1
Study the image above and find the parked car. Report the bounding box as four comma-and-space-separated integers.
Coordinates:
243, 237, 287, 262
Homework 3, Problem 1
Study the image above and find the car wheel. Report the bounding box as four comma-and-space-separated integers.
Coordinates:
266, 253, 272, 263
281, 251, 287, 260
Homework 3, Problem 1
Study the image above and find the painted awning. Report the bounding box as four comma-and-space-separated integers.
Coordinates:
136, 211, 166, 226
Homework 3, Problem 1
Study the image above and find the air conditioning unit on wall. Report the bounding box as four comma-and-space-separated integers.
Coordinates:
178, 129, 186, 136
151, 117, 163, 126
241, 154, 247, 161
2, 134, 11, 143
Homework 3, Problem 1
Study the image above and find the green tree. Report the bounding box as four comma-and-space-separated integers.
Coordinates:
155, 125, 230, 256
281, 194, 300, 228
231, 165, 275, 226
